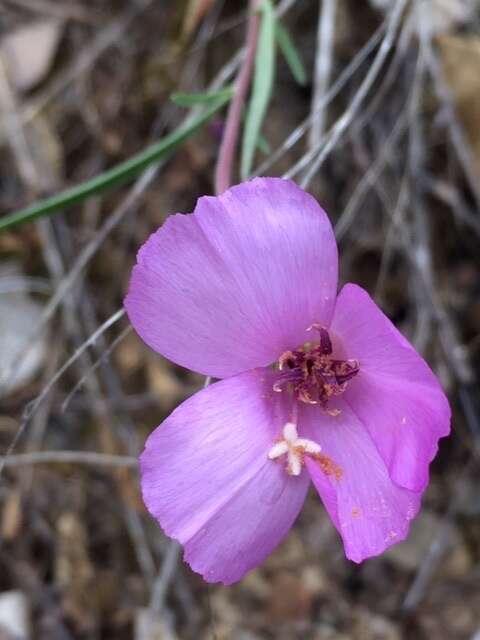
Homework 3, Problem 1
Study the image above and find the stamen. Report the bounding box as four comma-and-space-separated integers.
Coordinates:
307, 323, 332, 355
272, 325, 359, 409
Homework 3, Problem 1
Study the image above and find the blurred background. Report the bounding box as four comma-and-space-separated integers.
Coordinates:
0, 0, 480, 638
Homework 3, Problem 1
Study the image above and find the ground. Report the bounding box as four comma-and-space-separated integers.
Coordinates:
0, 1, 480, 638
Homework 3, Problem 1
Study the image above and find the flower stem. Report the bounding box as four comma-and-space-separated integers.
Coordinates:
214, 0, 262, 195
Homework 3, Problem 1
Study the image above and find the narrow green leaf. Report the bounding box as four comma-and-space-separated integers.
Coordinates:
240, 0, 276, 180
0, 94, 230, 231
170, 86, 234, 107
256, 133, 271, 155
275, 22, 307, 86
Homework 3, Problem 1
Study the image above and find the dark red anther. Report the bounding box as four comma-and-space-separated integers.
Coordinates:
274, 327, 359, 408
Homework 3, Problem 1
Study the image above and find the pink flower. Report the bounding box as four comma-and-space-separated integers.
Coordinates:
124, 178, 450, 585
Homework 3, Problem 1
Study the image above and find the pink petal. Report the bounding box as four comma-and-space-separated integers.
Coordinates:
330, 284, 451, 492
140, 368, 309, 585
125, 178, 337, 378
302, 401, 421, 563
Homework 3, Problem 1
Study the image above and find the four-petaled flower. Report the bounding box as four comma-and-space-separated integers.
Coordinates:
125, 178, 450, 585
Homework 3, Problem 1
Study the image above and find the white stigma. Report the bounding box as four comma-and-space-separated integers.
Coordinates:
268, 421, 322, 476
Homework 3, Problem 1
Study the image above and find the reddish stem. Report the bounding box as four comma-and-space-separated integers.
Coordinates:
214, 0, 261, 195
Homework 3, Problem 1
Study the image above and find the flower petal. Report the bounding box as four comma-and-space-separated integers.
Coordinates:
330, 284, 451, 492
125, 178, 337, 378
140, 368, 309, 584
302, 401, 421, 563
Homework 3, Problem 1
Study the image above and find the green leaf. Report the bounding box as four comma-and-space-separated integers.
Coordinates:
256, 133, 271, 155
170, 86, 234, 107
0, 94, 230, 231
240, 0, 276, 180
275, 21, 307, 86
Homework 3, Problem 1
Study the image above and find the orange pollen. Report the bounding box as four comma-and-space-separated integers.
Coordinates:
311, 452, 343, 480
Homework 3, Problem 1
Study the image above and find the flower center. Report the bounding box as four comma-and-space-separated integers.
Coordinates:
273, 324, 359, 409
